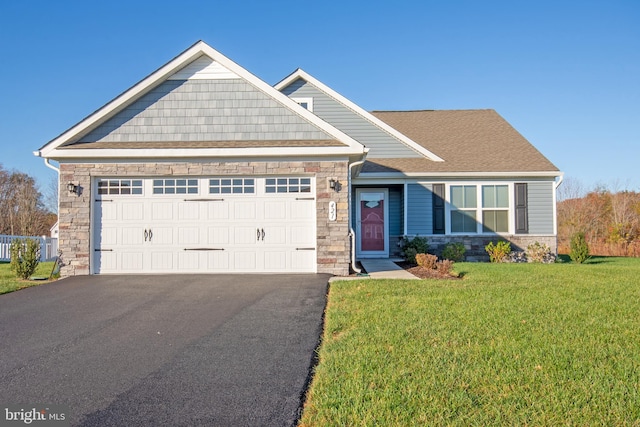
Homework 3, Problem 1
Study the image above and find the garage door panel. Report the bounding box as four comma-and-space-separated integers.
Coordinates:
234, 202, 256, 219
179, 203, 201, 220
151, 202, 174, 220
121, 203, 144, 221
264, 201, 287, 220
208, 227, 230, 245
94, 176, 317, 274
151, 251, 174, 270
235, 251, 256, 270
121, 228, 144, 245
178, 227, 200, 245
207, 251, 229, 270
207, 202, 229, 220
150, 227, 174, 245
121, 252, 144, 270
234, 227, 258, 245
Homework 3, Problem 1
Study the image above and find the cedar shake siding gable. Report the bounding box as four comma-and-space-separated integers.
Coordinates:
65, 79, 333, 147
367, 110, 559, 174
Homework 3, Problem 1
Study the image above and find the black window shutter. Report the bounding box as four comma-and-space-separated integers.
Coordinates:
515, 183, 529, 234
432, 184, 445, 234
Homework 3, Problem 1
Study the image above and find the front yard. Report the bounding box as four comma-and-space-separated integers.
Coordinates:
300, 257, 640, 426
0, 261, 58, 295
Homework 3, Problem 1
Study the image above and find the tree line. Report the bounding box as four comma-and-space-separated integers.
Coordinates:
0, 163, 57, 236
557, 179, 640, 257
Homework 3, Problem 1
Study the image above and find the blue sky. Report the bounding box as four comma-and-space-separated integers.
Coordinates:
1, 0, 638, 194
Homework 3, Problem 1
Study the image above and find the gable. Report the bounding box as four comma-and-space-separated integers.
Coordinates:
280, 78, 421, 159
70, 77, 332, 145
36, 42, 366, 159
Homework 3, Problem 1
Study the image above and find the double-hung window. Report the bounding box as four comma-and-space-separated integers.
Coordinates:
450, 185, 477, 233
482, 185, 509, 232
450, 184, 510, 233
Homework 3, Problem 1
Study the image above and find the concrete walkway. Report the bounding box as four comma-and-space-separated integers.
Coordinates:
359, 259, 420, 279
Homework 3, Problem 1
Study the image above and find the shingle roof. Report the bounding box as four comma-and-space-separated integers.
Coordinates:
366, 110, 559, 174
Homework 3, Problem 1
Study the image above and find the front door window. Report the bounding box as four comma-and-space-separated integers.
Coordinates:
357, 190, 388, 257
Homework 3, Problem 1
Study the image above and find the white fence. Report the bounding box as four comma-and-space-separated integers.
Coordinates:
0, 235, 59, 262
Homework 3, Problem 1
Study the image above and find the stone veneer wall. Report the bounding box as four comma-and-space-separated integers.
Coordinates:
58, 160, 350, 277
392, 235, 558, 262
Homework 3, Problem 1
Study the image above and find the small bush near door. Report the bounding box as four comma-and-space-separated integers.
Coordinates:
10, 238, 40, 280
442, 242, 466, 262
485, 241, 511, 263
399, 236, 429, 264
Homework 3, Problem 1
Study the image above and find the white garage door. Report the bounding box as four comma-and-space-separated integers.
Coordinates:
92, 177, 317, 274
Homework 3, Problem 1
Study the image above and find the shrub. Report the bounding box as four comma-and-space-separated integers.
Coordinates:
526, 242, 557, 264
570, 232, 590, 264
442, 242, 466, 262
485, 241, 511, 263
416, 253, 438, 269
400, 236, 429, 264
435, 259, 455, 276
9, 238, 41, 280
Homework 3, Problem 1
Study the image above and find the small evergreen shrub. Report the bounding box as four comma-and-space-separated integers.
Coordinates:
485, 241, 511, 263
570, 232, 590, 264
435, 259, 455, 276
415, 253, 438, 270
400, 236, 429, 264
442, 242, 466, 262
9, 238, 41, 280
526, 241, 557, 264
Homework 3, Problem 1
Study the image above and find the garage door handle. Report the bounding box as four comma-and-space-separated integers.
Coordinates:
94, 248, 113, 252
149, 229, 153, 241
144, 229, 148, 241
257, 228, 260, 241
261, 228, 265, 241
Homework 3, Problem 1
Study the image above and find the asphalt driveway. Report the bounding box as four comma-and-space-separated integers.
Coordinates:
0, 274, 330, 426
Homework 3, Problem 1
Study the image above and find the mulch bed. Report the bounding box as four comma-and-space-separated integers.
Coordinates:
395, 261, 461, 280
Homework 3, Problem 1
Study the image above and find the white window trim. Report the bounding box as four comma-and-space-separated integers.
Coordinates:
445, 182, 515, 235
291, 97, 314, 112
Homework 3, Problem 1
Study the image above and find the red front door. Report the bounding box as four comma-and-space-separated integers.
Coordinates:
357, 190, 387, 256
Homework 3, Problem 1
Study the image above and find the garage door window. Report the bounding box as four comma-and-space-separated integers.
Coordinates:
153, 179, 198, 195
266, 178, 311, 193
97, 179, 143, 195
209, 178, 255, 194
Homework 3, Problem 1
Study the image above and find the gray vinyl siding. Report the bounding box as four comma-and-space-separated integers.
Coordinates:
78, 79, 331, 143
280, 79, 421, 158
527, 181, 554, 234
406, 183, 433, 235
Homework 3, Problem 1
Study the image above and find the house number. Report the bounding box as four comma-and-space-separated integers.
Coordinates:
329, 201, 337, 221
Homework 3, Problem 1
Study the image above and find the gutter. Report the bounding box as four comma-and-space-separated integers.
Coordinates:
348, 150, 369, 274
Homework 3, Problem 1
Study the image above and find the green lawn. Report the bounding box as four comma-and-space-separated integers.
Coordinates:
0, 261, 58, 295
300, 257, 640, 426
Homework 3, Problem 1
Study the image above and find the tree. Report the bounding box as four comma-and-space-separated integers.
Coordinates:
0, 164, 55, 236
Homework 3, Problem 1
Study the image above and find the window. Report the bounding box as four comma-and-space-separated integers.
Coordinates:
153, 178, 198, 195
97, 179, 143, 195
291, 97, 313, 112
209, 178, 255, 194
265, 177, 311, 193
450, 185, 477, 233
482, 185, 509, 233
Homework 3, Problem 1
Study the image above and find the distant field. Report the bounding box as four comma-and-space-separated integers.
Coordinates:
300, 257, 640, 426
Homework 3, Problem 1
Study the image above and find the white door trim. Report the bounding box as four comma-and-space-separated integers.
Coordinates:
355, 188, 389, 258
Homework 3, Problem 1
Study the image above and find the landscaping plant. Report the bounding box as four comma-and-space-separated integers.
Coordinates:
399, 236, 429, 264
415, 253, 438, 270
570, 232, 590, 263
485, 240, 511, 263
441, 242, 466, 262
9, 238, 40, 280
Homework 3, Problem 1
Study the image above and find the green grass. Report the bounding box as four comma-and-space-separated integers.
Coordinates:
0, 261, 59, 295
300, 257, 640, 426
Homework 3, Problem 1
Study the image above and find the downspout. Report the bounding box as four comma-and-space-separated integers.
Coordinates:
348, 150, 368, 274
552, 173, 564, 237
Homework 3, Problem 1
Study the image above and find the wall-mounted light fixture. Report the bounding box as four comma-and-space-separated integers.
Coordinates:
67, 182, 80, 196
329, 179, 337, 190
